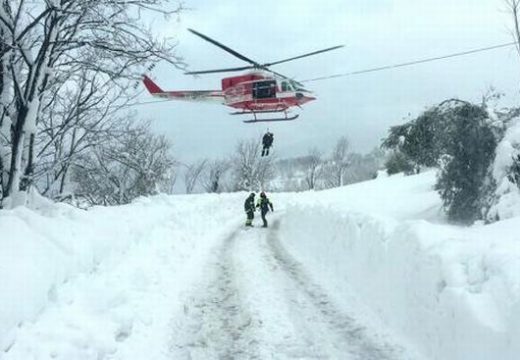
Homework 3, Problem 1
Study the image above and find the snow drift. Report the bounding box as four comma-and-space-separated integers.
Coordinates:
2, 171, 520, 359
0, 193, 242, 357
278, 172, 520, 360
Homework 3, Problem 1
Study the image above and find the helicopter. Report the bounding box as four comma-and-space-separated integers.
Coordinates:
142, 29, 343, 123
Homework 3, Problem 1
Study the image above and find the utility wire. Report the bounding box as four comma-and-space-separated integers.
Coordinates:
63, 98, 172, 113
301, 41, 518, 83
85, 40, 519, 110
118, 99, 172, 108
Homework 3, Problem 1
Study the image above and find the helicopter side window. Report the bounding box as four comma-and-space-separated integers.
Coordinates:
253, 80, 276, 99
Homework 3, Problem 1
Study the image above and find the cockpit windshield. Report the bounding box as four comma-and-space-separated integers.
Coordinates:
281, 80, 308, 92
290, 80, 308, 92
281, 81, 293, 92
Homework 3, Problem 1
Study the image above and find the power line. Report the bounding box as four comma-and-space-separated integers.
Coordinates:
301, 41, 518, 83
66, 98, 171, 113
119, 99, 172, 108
96, 40, 519, 110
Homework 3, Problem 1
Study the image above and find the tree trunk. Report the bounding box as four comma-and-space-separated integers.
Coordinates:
20, 132, 35, 191
59, 127, 77, 195
5, 105, 28, 198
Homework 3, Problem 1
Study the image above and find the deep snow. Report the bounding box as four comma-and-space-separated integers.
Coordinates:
278, 172, 520, 360
1, 171, 520, 359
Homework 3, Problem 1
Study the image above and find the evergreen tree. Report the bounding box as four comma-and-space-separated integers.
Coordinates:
382, 108, 448, 171
435, 103, 498, 224
382, 98, 504, 224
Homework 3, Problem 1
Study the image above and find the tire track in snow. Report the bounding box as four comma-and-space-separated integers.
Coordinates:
265, 219, 406, 360
170, 220, 415, 359
169, 229, 260, 360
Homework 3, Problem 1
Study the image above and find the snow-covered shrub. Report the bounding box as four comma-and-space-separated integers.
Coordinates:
384, 150, 415, 175
486, 117, 520, 221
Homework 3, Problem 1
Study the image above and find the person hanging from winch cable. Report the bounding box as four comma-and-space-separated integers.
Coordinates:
261, 131, 274, 157
256, 191, 274, 228
244, 192, 256, 227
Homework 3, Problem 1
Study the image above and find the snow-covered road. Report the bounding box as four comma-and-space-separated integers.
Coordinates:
6, 172, 520, 359
2, 206, 418, 360
170, 217, 415, 360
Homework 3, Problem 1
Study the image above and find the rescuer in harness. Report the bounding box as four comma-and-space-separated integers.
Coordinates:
261, 131, 274, 157
244, 192, 256, 227
256, 191, 274, 227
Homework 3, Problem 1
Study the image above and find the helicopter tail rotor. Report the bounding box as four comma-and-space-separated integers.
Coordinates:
142, 75, 164, 94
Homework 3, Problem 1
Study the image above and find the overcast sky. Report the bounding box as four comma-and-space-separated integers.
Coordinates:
136, 0, 520, 162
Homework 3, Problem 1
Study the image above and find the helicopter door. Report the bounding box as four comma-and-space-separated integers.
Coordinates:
252, 80, 276, 99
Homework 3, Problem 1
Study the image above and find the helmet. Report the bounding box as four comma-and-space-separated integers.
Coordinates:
250, 192, 255, 197
260, 191, 266, 197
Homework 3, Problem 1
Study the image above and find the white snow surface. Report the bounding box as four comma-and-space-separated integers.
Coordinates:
1, 171, 520, 359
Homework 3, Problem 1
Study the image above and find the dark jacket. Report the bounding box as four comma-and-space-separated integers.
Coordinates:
244, 195, 255, 213
262, 133, 273, 147
256, 196, 273, 213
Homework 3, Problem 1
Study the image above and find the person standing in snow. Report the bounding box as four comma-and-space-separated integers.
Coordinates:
261, 131, 274, 157
244, 192, 256, 227
256, 191, 274, 227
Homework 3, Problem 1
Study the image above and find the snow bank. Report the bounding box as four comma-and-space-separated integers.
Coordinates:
278, 171, 520, 360
3, 169, 520, 359
0, 193, 242, 357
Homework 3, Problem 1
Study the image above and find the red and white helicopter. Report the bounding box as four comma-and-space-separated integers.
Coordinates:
143, 29, 343, 123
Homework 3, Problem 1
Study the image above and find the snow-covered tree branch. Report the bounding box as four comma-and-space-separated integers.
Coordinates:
0, 0, 184, 208
73, 118, 177, 206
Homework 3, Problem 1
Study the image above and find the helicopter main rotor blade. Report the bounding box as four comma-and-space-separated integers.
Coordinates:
260, 68, 305, 89
188, 28, 261, 67
263, 45, 344, 67
185, 65, 255, 75
262, 68, 291, 80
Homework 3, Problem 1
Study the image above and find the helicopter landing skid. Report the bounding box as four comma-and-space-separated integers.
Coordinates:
233, 109, 299, 123
242, 114, 299, 123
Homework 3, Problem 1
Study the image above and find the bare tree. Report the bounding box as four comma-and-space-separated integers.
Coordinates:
300, 147, 323, 190
505, 0, 520, 57
35, 70, 133, 199
201, 159, 231, 193
73, 119, 176, 206
232, 139, 274, 191
183, 159, 207, 194
324, 136, 350, 188
0, 0, 184, 207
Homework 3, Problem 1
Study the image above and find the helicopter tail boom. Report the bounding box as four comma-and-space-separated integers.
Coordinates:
142, 75, 224, 103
